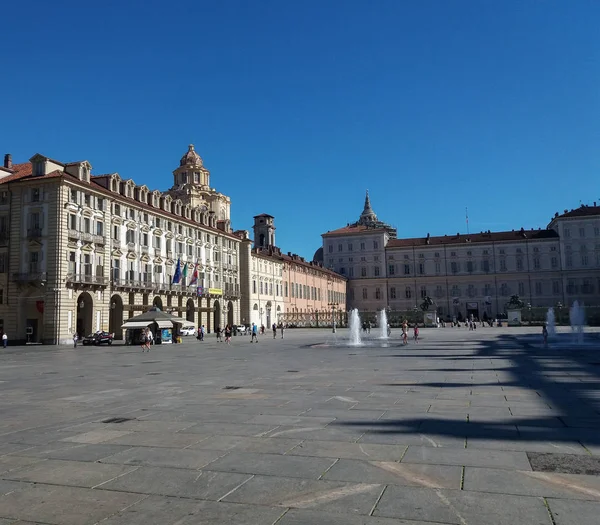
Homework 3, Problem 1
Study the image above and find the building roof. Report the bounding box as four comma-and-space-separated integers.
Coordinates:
252, 247, 346, 280
179, 144, 203, 167
323, 224, 377, 236
254, 213, 274, 219
387, 228, 559, 249
0, 162, 33, 183
551, 205, 600, 220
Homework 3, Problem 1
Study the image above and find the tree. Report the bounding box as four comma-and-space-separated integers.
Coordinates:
420, 296, 434, 311
507, 294, 525, 309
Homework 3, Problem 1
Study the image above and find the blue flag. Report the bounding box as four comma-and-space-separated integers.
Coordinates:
172, 258, 182, 284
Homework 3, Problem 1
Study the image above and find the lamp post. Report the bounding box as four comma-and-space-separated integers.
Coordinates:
259, 307, 264, 326
526, 303, 532, 325
223, 304, 228, 327
328, 302, 338, 333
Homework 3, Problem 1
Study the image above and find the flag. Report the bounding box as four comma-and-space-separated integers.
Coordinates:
189, 262, 199, 286
172, 258, 182, 284
181, 262, 188, 286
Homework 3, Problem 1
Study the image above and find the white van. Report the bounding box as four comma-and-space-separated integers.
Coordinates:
180, 325, 195, 336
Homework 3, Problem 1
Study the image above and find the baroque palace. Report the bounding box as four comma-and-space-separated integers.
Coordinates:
321, 192, 600, 323
0, 146, 347, 344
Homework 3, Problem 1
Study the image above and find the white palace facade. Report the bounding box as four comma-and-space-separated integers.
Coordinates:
322, 192, 600, 322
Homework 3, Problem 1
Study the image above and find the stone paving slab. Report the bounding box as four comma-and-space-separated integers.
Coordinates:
0, 483, 144, 525
97, 465, 251, 499
99, 446, 224, 469
11, 443, 133, 462
2, 459, 137, 488
322, 458, 461, 488
221, 474, 384, 515
402, 445, 532, 469
372, 485, 551, 524
546, 497, 600, 525
286, 439, 408, 461
277, 508, 449, 525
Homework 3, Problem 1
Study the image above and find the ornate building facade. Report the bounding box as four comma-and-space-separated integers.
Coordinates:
322, 192, 600, 321
0, 146, 240, 344
239, 214, 347, 328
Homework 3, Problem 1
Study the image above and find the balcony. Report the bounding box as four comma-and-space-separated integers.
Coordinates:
27, 227, 43, 240
13, 272, 47, 284
66, 273, 107, 287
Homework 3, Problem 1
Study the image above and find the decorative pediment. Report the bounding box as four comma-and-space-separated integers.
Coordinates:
82, 209, 94, 217
126, 252, 137, 260
140, 254, 150, 263
27, 239, 42, 248
81, 243, 94, 253
166, 258, 174, 265
112, 217, 123, 225
153, 228, 163, 236
153, 256, 163, 264
112, 249, 124, 257
140, 225, 150, 233
67, 241, 78, 249
126, 221, 137, 230
165, 232, 174, 239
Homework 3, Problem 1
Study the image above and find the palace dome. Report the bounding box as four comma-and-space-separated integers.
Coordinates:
179, 144, 203, 167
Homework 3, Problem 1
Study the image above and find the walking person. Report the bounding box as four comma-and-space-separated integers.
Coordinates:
224, 324, 232, 345
147, 329, 154, 347
413, 324, 419, 343
251, 323, 258, 343
216, 326, 222, 343
200, 325, 205, 341
402, 320, 408, 345
280, 323, 285, 339
140, 329, 148, 352
197, 327, 202, 341
272, 323, 277, 339
73, 332, 78, 348
542, 324, 548, 348
2, 332, 7, 348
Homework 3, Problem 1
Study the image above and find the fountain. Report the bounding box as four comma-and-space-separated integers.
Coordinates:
378, 309, 389, 339
348, 308, 363, 346
570, 300, 585, 344
545, 307, 556, 339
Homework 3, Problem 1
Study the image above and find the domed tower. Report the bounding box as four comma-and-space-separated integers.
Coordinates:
172, 144, 210, 189
358, 190, 378, 225
253, 214, 276, 249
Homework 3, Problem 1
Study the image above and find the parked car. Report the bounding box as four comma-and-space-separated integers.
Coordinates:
180, 325, 196, 336
82, 331, 114, 345
236, 325, 247, 334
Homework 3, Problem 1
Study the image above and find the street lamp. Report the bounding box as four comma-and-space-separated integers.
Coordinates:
328, 301, 338, 333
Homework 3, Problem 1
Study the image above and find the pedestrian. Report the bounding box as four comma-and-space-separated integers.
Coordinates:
73, 332, 78, 348
280, 323, 285, 339
216, 326, 222, 342
140, 329, 148, 352
272, 323, 277, 339
147, 329, 154, 347
402, 320, 408, 345
224, 324, 232, 345
200, 325, 205, 341
251, 323, 258, 343
367, 321, 371, 334
413, 324, 419, 343
260, 324, 265, 335
2, 332, 7, 348
197, 327, 202, 341
542, 324, 548, 348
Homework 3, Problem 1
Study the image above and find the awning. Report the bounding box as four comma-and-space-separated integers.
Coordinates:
170, 318, 185, 325
121, 321, 152, 329
156, 320, 174, 329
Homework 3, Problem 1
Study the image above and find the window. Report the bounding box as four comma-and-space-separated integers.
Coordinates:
112, 225, 119, 240
553, 280, 560, 295
419, 263, 425, 275
69, 214, 77, 230
499, 259, 507, 271
516, 258, 523, 271
97, 198, 104, 211
484, 284, 492, 296
500, 283, 509, 296
0, 253, 6, 273
142, 233, 149, 246
482, 260, 490, 273
404, 264, 410, 275
551, 257, 558, 268
535, 282, 543, 295
83, 217, 91, 234
451, 285, 460, 297
360, 242, 365, 250
579, 227, 585, 238
467, 284, 476, 297
284, 282, 288, 297
564, 228, 570, 238
0, 289, 3, 304
362, 288, 368, 299
375, 288, 381, 300
516, 248, 522, 254
96, 222, 104, 236
0, 191, 8, 205
388, 264, 395, 275
390, 287, 396, 299
533, 257, 541, 269
566, 255, 573, 268
499, 249, 505, 255
595, 227, 600, 237
373, 241, 378, 249
374, 266, 380, 276
348, 267, 354, 277
450, 261, 458, 274
338, 244, 342, 252
361, 267, 367, 277
29, 251, 39, 273
340, 267, 346, 275
420, 286, 427, 299
328, 244, 333, 253
450, 251, 456, 257
518, 282, 525, 295
84, 194, 91, 207
466, 261, 474, 273
31, 188, 40, 202
482, 250, 489, 255
405, 286, 412, 299
435, 285, 444, 298
435, 262, 441, 274
348, 243, 353, 251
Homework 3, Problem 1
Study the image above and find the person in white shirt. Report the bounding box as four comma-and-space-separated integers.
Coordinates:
2, 332, 7, 348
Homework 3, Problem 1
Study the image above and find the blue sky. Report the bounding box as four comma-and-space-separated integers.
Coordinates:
2, 1, 599, 259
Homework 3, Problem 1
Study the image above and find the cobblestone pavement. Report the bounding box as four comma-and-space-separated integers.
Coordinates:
0, 327, 599, 524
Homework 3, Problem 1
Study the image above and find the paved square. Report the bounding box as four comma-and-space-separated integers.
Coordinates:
0, 327, 599, 524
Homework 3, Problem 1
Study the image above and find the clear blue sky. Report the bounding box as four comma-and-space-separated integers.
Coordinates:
2, 1, 599, 259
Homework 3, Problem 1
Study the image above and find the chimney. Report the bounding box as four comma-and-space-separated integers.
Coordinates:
3, 154, 12, 169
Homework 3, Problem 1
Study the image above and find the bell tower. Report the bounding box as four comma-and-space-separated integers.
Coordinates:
253, 214, 276, 249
